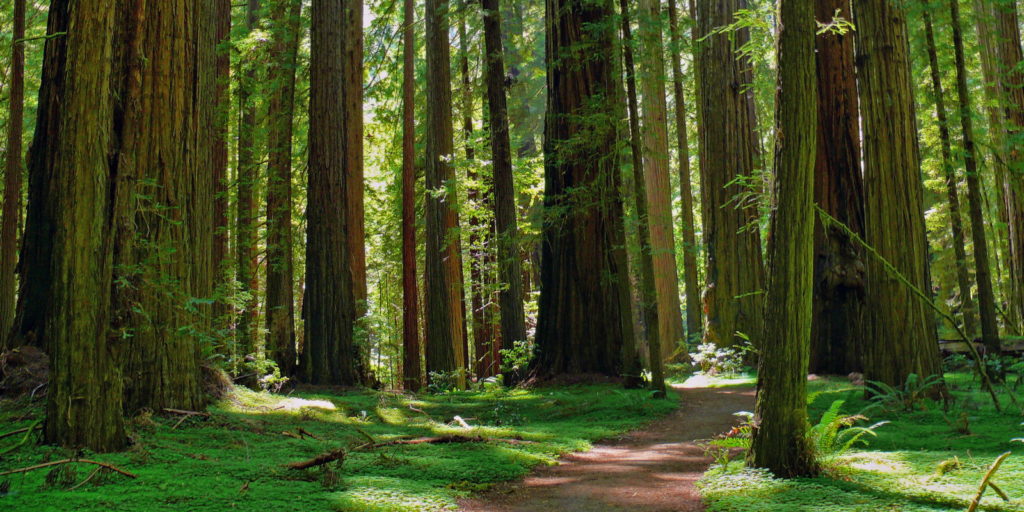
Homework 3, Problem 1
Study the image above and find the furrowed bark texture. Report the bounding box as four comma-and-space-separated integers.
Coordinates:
344, 0, 367, 324
305, 0, 361, 385
235, 0, 260, 354
853, 0, 943, 386
749, 0, 817, 478
810, 0, 865, 375
694, 0, 766, 347
212, 0, 231, 325
401, 0, 421, 391
0, 0, 26, 344
532, 0, 638, 378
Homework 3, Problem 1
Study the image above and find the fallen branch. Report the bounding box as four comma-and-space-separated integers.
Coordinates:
283, 448, 346, 470
453, 416, 472, 429
67, 467, 102, 491
0, 421, 42, 441
967, 452, 1012, 512
407, 405, 431, 418
298, 428, 321, 440
163, 408, 210, 417
0, 459, 137, 479
0, 420, 41, 456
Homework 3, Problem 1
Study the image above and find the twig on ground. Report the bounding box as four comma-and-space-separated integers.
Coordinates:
0, 459, 137, 479
0, 422, 41, 440
283, 448, 346, 470
453, 416, 472, 429
967, 451, 1012, 512
298, 428, 321, 440
67, 467, 102, 491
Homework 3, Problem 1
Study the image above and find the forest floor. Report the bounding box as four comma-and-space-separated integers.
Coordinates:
458, 378, 755, 512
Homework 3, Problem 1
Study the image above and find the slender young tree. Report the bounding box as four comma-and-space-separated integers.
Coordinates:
666, 0, 702, 343
0, 0, 25, 344
236, 0, 261, 354
993, 0, 1024, 334
43, 0, 125, 452
853, 0, 943, 386
345, 0, 368, 325
637, 0, 685, 359
749, 0, 818, 478
810, 0, 865, 375
212, 0, 232, 325
694, 0, 766, 348
619, 0, 666, 395
305, 0, 361, 385
480, 0, 528, 367
532, 0, 639, 380
921, 6, 977, 338
265, 0, 302, 376
948, 0, 1000, 352
401, 0, 422, 391
424, 0, 467, 386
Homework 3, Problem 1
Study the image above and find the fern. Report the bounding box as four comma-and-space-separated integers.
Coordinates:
807, 399, 888, 459
866, 373, 943, 412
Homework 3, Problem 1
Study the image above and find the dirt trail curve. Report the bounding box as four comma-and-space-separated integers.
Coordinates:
458, 383, 755, 512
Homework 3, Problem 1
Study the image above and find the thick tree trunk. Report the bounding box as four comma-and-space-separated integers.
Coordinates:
694, 0, 766, 348
0, 0, 25, 345
265, 0, 302, 376
993, 1, 1024, 335
948, 0, 1000, 354
8, 0, 69, 351
619, 0, 665, 394
810, 0, 865, 375
424, 0, 467, 386
401, 0, 422, 391
922, 7, 977, 338
637, 0, 684, 360
480, 0, 527, 372
212, 0, 231, 330
236, 0, 261, 355
749, 0, 817, 478
344, 0, 367, 327
666, 0, 702, 344
853, 0, 943, 387
44, 0, 125, 452
532, 0, 639, 381
121, 0, 212, 412
304, 0, 361, 386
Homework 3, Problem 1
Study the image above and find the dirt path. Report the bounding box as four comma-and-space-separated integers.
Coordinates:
458, 383, 755, 512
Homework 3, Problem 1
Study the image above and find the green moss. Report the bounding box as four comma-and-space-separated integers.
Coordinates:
0, 384, 676, 511
700, 373, 1024, 512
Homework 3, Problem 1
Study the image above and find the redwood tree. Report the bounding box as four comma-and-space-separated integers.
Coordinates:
401, 0, 421, 391
532, 0, 639, 380
0, 0, 25, 344
853, 0, 943, 386
235, 0, 261, 355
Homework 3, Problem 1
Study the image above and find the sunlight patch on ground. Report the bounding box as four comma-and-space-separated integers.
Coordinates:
681, 374, 756, 389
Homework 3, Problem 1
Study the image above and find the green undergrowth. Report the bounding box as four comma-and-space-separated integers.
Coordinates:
699, 373, 1024, 511
0, 383, 676, 511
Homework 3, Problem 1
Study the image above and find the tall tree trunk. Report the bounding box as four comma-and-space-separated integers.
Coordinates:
666, 0, 702, 344
44, 0, 125, 452
947, 0, 1000, 352
810, 0, 865, 375
401, 0, 422, 391
0, 0, 25, 345
344, 0, 367, 329
265, 0, 302, 376
749, 0, 817, 478
637, 0, 684, 361
424, 0, 467, 387
480, 0, 527, 376
922, 7, 977, 338
236, 0, 261, 355
8, 0, 69, 351
853, 0, 943, 387
619, 0, 666, 394
694, 0, 766, 348
532, 0, 639, 381
305, 0, 361, 385
120, 0, 212, 412
212, 0, 231, 330
993, 0, 1024, 335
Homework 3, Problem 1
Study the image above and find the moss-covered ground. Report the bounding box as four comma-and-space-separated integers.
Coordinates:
699, 373, 1024, 511
0, 384, 675, 511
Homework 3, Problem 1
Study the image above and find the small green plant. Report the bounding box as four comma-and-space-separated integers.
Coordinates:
866, 373, 943, 412
426, 370, 464, 394
499, 339, 535, 375
689, 341, 752, 377
807, 399, 888, 460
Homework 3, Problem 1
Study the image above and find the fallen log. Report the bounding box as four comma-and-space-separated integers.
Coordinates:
284, 448, 346, 470
0, 459, 137, 479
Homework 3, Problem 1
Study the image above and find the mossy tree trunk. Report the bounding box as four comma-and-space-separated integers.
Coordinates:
304, 0, 361, 385
853, 0, 943, 387
401, 0, 422, 391
265, 0, 302, 376
344, 0, 367, 329
424, 0, 467, 387
810, 0, 865, 375
212, 0, 232, 332
235, 0, 261, 355
666, 0, 702, 345
694, 0, 766, 348
749, 0, 817, 478
480, 0, 528, 372
0, 0, 25, 346
921, 6, 977, 339
532, 0, 639, 381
